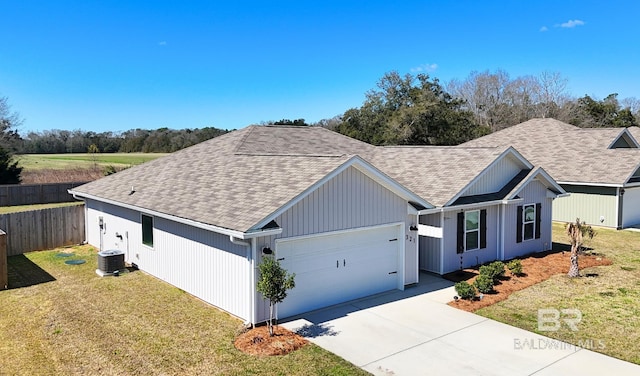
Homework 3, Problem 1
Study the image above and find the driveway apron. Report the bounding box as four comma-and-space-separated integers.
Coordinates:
281, 273, 640, 376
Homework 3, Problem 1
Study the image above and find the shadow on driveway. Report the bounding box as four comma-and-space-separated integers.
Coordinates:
281, 272, 455, 337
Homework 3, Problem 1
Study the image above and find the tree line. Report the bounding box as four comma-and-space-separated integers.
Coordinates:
329, 70, 640, 146
14, 126, 230, 154
2, 68, 640, 184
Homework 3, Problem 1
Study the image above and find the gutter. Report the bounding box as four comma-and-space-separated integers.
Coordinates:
68, 190, 283, 240
558, 181, 623, 188
417, 198, 524, 215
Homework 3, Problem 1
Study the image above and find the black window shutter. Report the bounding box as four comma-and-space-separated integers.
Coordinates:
535, 203, 542, 239
516, 206, 523, 243
457, 212, 464, 253
480, 209, 487, 249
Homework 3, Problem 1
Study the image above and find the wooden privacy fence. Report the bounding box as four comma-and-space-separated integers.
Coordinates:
0, 230, 6, 289
0, 182, 88, 206
0, 204, 85, 256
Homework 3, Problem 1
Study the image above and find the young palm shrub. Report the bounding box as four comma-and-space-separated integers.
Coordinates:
565, 218, 596, 277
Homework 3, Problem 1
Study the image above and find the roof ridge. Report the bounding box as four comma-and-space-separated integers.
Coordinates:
232, 125, 257, 154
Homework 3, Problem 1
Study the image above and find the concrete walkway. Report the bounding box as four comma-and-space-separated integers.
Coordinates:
281, 273, 640, 375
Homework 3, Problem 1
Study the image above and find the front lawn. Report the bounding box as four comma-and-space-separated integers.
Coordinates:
0, 245, 367, 375
476, 223, 640, 364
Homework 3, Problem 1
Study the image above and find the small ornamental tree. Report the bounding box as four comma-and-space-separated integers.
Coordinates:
256, 256, 295, 336
566, 218, 596, 277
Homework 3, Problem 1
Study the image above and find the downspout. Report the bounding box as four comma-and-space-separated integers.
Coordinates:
439, 210, 445, 274
617, 188, 625, 230
415, 213, 420, 281
500, 203, 506, 260
71, 192, 89, 246
496, 205, 501, 261
250, 238, 257, 327
230, 235, 252, 325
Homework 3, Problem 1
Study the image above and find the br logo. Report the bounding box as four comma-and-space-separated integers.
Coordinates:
537, 308, 582, 331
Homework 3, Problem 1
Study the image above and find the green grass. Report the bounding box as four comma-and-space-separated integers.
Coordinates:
0, 202, 83, 214
16, 153, 168, 170
477, 223, 640, 364
0, 245, 367, 375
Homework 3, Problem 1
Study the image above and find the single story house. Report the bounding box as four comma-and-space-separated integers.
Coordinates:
69, 125, 565, 323
463, 118, 640, 229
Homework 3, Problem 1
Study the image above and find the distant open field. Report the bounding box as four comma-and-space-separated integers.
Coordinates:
17, 153, 168, 170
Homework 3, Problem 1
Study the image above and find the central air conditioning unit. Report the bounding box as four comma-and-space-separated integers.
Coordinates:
96, 249, 125, 277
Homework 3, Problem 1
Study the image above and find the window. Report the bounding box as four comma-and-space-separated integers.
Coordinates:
465, 210, 480, 251
142, 214, 154, 247
457, 209, 486, 253
516, 203, 541, 243
523, 204, 535, 241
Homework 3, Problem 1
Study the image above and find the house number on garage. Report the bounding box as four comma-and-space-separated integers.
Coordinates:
406, 235, 414, 242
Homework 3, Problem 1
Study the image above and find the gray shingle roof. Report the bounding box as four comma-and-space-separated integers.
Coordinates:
462, 118, 640, 185
629, 126, 640, 142
72, 127, 354, 232
368, 146, 510, 207
72, 125, 550, 232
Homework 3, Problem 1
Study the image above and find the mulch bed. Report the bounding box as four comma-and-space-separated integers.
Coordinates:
444, 250, 613, 312
235, 250, 613, 355
234, 325, 308, 356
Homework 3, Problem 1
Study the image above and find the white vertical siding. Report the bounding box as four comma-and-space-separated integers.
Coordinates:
272, 166, 408, 239
419, 214, 441, 273
623, 187, 640, 227
253, 166, 410, 322
553, 186, 618, 228
404, 214, 418, 284
442, 206, 499, 274
503, 180, 553, 260
464, 155, 523, 196
85, 199, 252, 322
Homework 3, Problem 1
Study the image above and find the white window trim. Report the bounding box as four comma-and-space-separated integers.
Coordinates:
141, 213, 155, 249
465, 210, 480, 252
522, 204, 536, 242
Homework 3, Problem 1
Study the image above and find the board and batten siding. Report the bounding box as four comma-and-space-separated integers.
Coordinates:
553, 185, 618, 228
85, 199, 252, 322
622, 187, 640, 228
253, 166, 410, 322
503, 180, 553, 260
463, 155, 523, 196
441, 205, 499, 274
419, 213, 442, 273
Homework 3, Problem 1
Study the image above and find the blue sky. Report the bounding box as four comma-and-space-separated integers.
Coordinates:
2, 1, 639, 135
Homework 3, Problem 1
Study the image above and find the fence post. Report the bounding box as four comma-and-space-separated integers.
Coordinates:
0, 230, 7, 290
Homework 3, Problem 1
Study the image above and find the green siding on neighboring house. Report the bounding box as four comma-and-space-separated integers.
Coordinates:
553, 185, 618, 227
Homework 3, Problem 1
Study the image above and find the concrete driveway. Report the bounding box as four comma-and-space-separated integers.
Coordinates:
281, 273, 640, 375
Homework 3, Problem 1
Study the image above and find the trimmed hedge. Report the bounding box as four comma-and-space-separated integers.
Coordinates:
507, 259, 523, 276
479, 261, 505, 282
455, 281, 476, 300
473, 274, 494, 293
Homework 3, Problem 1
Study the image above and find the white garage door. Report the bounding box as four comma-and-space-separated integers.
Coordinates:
276, 224, 402, 318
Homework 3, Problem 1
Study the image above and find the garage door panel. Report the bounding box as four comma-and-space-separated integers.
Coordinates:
276, 224, 401, 318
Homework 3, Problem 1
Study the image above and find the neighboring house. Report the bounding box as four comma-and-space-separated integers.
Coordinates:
69, 125, 564, 323
463, 118, 640, 229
